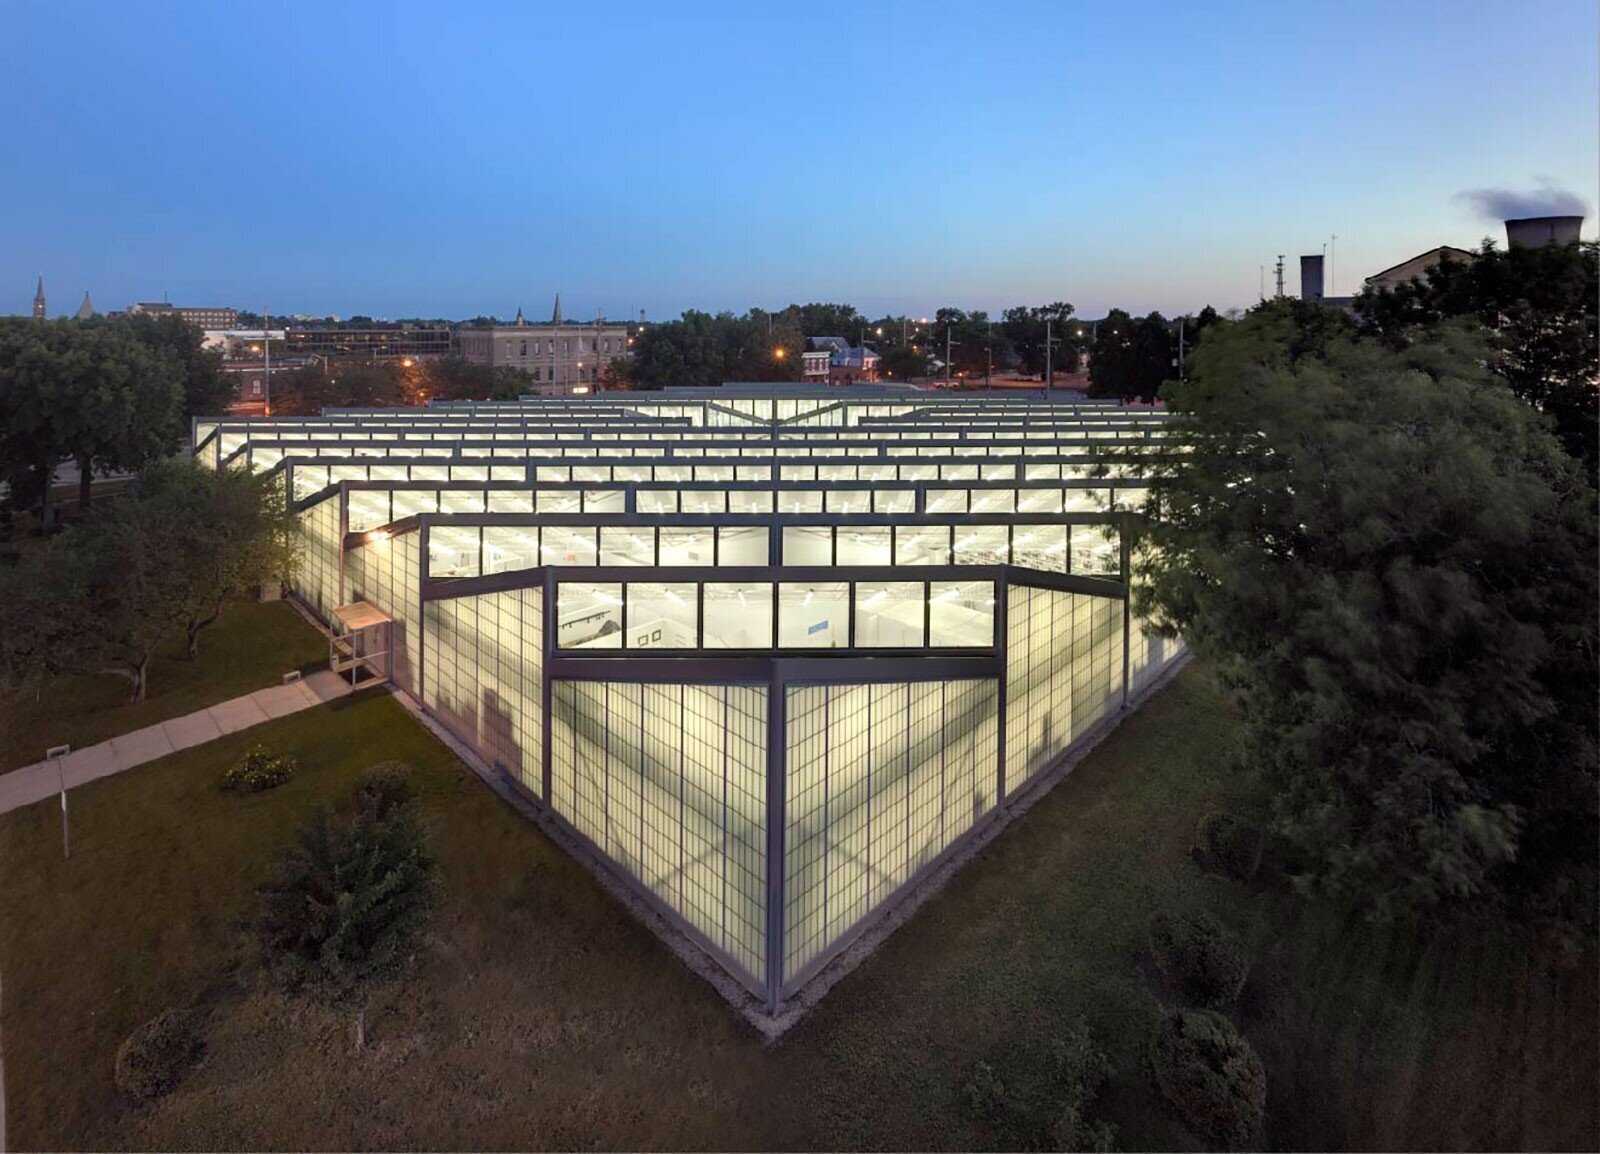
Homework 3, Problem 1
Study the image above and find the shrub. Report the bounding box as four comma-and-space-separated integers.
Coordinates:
257, 785, 435, 1001
114, 1008, 204, 1101
221, 745, 297, 793
1051, 1103, 1119, 1153
1196, 811, 1264, 880
355, 760, 415, 819
1149, 910, 1250, 1008
962, 1059, 1008, 1122
1049, 1017, 1119, 1152
1149, 1008, 1266, 1149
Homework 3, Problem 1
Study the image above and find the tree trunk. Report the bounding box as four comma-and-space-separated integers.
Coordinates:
77, 455, 93, 512
186, 596, 228, 659
37, 462, 53, 529
131, 656, 148, 703
353, 1004, 366, 1052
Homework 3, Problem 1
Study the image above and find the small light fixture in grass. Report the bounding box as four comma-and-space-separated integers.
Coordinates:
221, 745, 297, 793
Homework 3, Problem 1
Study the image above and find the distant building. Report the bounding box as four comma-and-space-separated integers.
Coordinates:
456, 296, 632, 389
75, 291, 95, 319
32, 276, 45, 319
802, 349, 830, 379
1363, 246, 1476, 294
808, 335, 881, 383
283, 326, 452, 362
128, 301, 239, 329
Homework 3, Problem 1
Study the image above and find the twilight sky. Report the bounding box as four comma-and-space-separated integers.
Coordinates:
6, 0, 1596, 322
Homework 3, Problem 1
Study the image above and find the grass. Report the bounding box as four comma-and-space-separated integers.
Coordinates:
0, 668, 1593, 1151
0, 599, 327, 773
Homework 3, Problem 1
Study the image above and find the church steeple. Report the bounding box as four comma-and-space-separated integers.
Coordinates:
32, 275, 45, 320
76, 291, 95, 320
514, 305, 526, 326
551, 292, 562, 324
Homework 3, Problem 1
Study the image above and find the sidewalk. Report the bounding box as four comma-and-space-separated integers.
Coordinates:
0, 671, 349, 817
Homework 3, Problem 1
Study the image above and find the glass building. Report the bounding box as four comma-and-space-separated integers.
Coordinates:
195, 386, 1186, 1013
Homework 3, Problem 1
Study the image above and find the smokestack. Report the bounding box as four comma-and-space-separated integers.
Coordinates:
1505, 215, 1583, 249
1299, 254, 1325, 301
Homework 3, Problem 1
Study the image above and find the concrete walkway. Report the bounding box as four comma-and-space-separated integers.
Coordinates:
0, 670, 349, 817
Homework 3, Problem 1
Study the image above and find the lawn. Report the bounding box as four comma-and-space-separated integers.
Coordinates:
0, 598, 327, 773
0, 668, 1593, 1151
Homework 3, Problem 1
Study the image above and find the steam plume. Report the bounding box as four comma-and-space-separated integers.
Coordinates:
1456, 180, 1588, 221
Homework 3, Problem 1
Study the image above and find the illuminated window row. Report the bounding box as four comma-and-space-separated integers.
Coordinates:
778, 523, 1120, 575
555, 579, 996, 651
347, 485, 1144, 532
419, 521, 1121, 579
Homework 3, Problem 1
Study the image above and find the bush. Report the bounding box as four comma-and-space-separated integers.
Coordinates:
962, 1059, 1008, 1122
257, 782, 435, 1001
1051, 1103, 1118, 1153
114, 1008, 204, 1101
221, 745, 296, 793
1049, 1017, 1119, 1152
1150, 1008, 1266, 1149
1149, 910, 1250, 1007
355, 760, 415, 819
1196, 811, 1264, 880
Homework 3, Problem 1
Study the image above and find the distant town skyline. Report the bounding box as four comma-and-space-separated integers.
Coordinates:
6, 0, 1596, 322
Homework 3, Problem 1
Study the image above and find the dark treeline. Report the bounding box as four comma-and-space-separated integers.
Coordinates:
0, 313, 232, 520
622, 301, 1103, 389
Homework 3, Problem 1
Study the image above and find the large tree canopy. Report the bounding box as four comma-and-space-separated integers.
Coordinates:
1355, 239, 1598, 477
0, 318, 183, 516
1137, 302, 1597, 947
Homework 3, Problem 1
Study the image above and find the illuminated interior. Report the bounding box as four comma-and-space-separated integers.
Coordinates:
196, 385, 1187, 1012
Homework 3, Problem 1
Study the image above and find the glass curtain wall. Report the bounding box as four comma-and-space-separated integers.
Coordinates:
422, 587, 545, 798
783, 678, 999, 988
345, 529, 422, 694
550, 681, 770, 988
1004, 584, 1124, 795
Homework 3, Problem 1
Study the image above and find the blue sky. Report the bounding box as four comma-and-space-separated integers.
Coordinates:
5, 0, 1596, 321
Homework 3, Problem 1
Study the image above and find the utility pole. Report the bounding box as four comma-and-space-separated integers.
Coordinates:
1045, 318, 1054, 392
1330, 234, 1338, 297
1259, 266, 1265, 302
1274, 255, 1285, 299
262, 306, 271, 415
985, 318, 992, 387
945, 325, 958, 388
1177, 316, 1186, 381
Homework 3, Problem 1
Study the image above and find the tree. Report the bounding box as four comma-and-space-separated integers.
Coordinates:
0, 532, 97, 708
1086, 309, 1136, 398
599, 356, 633, 390
76, 486, 200, 702
271, 360, 407, 414
1138, 302, 1598, 944
1355, 239, 1599, 477
1131, 311, 1175, 402
1002, 302, 1076, 376
137, 460, 301, 657
257, 767, 436, 1047
116, 312, 231, 422
878, 343, 930, 380
0, 319, 183, 519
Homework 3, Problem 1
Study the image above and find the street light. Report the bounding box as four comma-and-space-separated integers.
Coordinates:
773, 347, 785, 360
